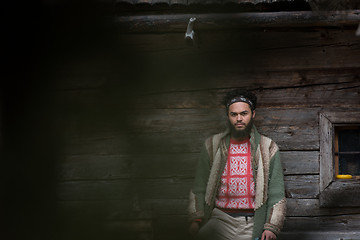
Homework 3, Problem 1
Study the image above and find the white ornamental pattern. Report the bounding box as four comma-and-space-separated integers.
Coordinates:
218, 178, 228, 196
230, 142, 248, 154
229, 177, 247, 196
250, 179, 255, 196
229, 156, 247, 175
215, 140, 255, 209
228, 198, 250, 209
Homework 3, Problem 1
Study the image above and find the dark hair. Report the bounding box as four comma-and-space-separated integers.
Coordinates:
222, 89, 257, 112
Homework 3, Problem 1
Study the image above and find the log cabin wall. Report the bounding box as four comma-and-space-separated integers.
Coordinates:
2, 2, 360, 240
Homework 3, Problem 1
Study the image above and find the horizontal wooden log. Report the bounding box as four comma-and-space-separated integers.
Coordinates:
58, 178, 193, 201
149, 213, 360, 239
108, 31, 360, 73
58, 153, 199, 181
126, 108, 318, 133
320, 180, 360, 207
49, 28, 360, 89
321, 111, 360, 123
102, 220, 154, 240
57, 200, 138, 219
58, 174, 318, 202
59, 127, 318, 156
141, 197, 360, 218
56, 198, 360, 223
58, 154, 133, 180
55, 198, 360, 240
59, 134, 137, 155
58, 107, 321, 157
283, 214, 360, 231
57, 180, 132, 201
53, 66, 360, 95
130, 83, 360, 109
113, 11, 360, 33
281, 151, 319, 175
286, 198, 360, 217
279, 231, 360, 240
284, 175, 319, 199
58, 150, 318, 181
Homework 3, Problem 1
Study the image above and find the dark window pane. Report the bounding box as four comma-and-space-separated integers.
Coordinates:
339, 154, 360, 175
338, 129, 360, 152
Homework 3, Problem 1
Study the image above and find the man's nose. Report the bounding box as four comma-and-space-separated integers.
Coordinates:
236, 115, 242, 121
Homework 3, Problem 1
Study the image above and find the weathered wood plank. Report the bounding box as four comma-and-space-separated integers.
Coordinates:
58, 175, 319, 202
125, 108, 318, 133
279, 231, 360, 240
321, 111, 360, 123
58, 154, 132, 180
210, 68, 360, 93
320, 180, 360, 207
58, 178, 193, 201
57, 180, 132, 201
131, 83, 360, 109
58, 150, 316, 181
114, 28, 360, 52
57, 200, 136, 218
59, 132, 205, 155
59, 127, 318, 156
133, 178, 193, 200
281, 151, 319, 175
59, 134, 137, 155
51, 29, 360, 93
108, 29, 360, 73
283, 214, 360, 231
52, 67, 360, 95
59, 153, 199, 181
102, 220, 153, 240
56, 200, 360, 240
114, 11, 360, 33
319, 112, 334, 193
286, 198, 360, 217
284, 175, 319, 199
148, 214, 360, 240
56, 198, 360, 222
141, 198, 360, 218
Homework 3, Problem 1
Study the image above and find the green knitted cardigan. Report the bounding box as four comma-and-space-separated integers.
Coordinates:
188, 125, 286, 239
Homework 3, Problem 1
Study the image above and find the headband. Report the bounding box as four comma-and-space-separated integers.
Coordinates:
226, 96, 254, 110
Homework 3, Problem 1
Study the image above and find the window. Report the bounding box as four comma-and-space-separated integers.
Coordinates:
319, 112, 360, 207
335, 126, 360, 179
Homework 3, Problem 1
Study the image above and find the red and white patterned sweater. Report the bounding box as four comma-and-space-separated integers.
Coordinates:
215, 138, 255, 210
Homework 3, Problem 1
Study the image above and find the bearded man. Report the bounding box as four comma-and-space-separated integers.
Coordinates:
188, 89, 286, 240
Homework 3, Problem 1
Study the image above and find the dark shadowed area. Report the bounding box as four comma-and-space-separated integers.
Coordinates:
2, 1, 360, 240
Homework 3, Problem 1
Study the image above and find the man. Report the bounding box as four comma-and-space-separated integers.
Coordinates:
188, 89, 286, 240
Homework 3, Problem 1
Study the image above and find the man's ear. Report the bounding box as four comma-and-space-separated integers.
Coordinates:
252, 110, 256, 119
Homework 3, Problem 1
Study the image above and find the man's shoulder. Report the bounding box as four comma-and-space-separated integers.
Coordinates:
203, 131, 228, 149
259, 134, 274, 143
259, 134, 279, 155
205, 131, 228, 142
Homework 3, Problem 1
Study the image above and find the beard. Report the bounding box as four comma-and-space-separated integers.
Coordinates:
228, 117, 254, 140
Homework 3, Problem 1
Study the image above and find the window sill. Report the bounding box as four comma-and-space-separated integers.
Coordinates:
320, 179, 360, 207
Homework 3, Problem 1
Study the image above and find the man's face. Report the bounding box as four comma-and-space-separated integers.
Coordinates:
227, 102, 255, 139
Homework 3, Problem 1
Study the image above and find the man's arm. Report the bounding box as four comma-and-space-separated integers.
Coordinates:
263, 149, 287, 237
261, 230, 277, 240
188, 143, 211, 224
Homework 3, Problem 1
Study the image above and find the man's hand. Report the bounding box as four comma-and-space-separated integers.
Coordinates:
188, 221, 200, 236
261, 230, 276, 240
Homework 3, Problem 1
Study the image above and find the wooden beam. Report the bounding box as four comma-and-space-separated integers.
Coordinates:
114, 10, 360, 33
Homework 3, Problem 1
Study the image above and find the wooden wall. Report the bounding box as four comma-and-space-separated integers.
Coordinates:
3, 10, 360, 240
